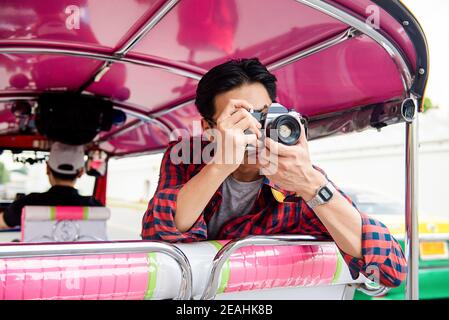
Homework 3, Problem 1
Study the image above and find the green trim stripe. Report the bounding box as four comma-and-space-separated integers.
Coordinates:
332, 250, 344, 284
210, 241, 231, 294
50, 207, 56, 220
82, 207, 89, 220
144, 252, 158, 300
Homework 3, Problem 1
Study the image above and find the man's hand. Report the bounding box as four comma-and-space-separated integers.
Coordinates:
176, 99, 262, 233
0, 212, 11, 230
260, 122, 326, 200
210, 99, 262, 173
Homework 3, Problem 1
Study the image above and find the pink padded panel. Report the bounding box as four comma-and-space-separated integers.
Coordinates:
265, 246, 279, 289
55, 207, 84, 221
4, 259, 25, 299
241, 246, 257, 291
0, 260, 4, 300
320, 245, 339, 285
290, 246, 304, 287
42, 257, 63, 300
0, 253, 150, 300
299, 246, 313, 286
224, 244, 337, 293
23, 257, 44, 300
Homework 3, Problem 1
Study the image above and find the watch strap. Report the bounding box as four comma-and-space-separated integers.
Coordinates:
306, 180, 336, 209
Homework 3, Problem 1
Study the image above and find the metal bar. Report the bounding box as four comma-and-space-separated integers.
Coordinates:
77, 61, 111, 93
149, 98, 195, 118
0, 25, 370, 120
0, 47, 202, 80
0, 240, 193, 300
405, 110, 419, 300
268, 27, 360, 71
114, 106, 154, 123
100, 97, 197, 142
112, 147, 167, 159
356, 283, 390, 297
94, 119, 143, 143
296, 0, 413, 92
115, 0, 180, 57
97, 97, 198, 142
94, 117, 172, 144
75, 0, 180, 92
141, 28, 360, 117
0, 95, 36, 103
90, 114, 172, 143
200, 235, 333, 300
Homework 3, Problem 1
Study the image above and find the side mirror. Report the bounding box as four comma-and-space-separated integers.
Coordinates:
85, 150, 107, 177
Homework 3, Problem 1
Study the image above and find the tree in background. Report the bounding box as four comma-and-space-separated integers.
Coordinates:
12, 166, 28, 176
423, 97, 438, 113
0, 161, 10, 184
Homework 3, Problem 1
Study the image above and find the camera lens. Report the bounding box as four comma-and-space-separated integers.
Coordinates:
278, 124, 292, 139
267, 114, 301, 145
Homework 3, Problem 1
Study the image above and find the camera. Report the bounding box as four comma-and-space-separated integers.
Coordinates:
249, 103, 305, 146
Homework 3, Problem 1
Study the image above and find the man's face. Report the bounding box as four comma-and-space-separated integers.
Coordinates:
213, 82, 272, 117
202, 82, 272, 167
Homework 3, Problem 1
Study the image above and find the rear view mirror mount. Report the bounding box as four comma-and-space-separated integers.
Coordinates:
35, 93, 125, 146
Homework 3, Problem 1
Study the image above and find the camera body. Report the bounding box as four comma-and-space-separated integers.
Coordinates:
249, 103, 304, 146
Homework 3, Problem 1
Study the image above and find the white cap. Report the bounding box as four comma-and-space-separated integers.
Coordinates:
48, 142, 85, 175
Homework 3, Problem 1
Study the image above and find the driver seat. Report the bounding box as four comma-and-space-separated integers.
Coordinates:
21, 206, 110, 242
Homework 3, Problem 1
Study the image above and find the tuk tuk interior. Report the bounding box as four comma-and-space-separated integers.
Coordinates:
0, 0, 428, 300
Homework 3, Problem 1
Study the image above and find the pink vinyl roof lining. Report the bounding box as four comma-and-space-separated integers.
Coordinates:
0, 0, 416, 156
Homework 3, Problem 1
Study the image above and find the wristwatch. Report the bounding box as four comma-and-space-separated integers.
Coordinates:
306, 179, 336, 209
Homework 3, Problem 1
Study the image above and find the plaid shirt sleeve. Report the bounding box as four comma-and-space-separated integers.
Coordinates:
141, 141, 208, 242
305, 167, 407, 287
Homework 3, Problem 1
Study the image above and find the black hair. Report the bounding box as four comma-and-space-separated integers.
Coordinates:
195, 58, 277, 121
48, 167, 79, 181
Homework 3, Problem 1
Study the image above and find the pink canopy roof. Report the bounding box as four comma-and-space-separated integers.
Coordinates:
0, 0, 428, 156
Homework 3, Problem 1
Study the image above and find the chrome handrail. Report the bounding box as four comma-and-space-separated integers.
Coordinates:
356, 282, 390, 297
200, 234, 334, 300
0, 240, 193, 300
114, 0, 180, 57
268, 27, 360, 71
0, 47, 203, 80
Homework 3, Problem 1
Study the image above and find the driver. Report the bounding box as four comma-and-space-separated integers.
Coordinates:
141, 58, 407, 287
0, 142, 103, 229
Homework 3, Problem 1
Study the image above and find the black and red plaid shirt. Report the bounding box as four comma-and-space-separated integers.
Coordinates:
142, 138, 407, 287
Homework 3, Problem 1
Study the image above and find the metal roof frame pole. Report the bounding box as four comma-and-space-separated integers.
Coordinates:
403, 97, 420, 300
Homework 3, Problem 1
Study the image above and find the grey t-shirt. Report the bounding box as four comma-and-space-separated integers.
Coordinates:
207, 175, 263, 239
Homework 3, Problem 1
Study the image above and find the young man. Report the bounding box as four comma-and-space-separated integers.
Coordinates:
141, 58, 407, 287
0, 142, 103, 229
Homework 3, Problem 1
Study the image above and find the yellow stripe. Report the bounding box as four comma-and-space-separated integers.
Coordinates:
271, 188, 286, 203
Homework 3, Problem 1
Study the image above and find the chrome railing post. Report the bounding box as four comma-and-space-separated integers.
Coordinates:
356, 282, 390, 297
404, 98, 420, 300
0, 240, 193, 300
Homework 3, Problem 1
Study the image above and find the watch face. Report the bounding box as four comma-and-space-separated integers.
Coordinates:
318, 186, 333, 202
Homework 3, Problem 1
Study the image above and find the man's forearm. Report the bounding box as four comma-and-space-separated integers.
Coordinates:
313, 190, 363, 258
299, 170, 363, 258
175, 164, 231, 232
